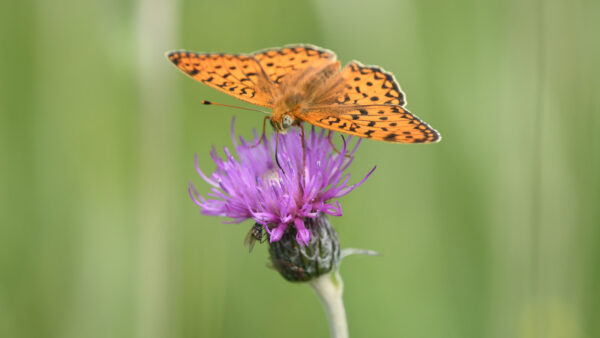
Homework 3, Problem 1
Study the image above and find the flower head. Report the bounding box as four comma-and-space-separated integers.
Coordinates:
189, 119, 375, 246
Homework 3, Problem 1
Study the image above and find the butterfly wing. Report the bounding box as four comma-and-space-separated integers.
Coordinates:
298, 60, 439, 143
300, 105, 440, 143
167, 51, 274, 108
252, 45, 337, 85
336, 61, 406, 106
168, 47, 441, 143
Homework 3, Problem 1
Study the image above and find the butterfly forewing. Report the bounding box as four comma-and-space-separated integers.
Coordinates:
301, 105, 440, 143
167, 51, 274, 107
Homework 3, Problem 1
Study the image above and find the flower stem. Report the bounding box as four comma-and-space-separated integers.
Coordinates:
308, 271, 348, 338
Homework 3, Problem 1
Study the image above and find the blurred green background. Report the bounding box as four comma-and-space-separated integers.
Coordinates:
1, 0, 599, 337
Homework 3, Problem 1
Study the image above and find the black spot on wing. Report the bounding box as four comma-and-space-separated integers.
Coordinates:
384, 133, 398, 141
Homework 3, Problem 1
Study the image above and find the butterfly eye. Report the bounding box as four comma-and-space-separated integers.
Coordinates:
282, 115, 294, 129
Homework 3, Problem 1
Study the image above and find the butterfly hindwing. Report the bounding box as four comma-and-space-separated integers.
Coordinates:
167, 51, 274, 108
252, 45, 337, 85
300, 105, 440, 143
337, 61, 406, 106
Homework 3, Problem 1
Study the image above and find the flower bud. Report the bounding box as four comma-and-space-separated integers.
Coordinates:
268, 213, 340, 282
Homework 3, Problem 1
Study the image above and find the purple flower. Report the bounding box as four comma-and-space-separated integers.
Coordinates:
189, 119, 375, 246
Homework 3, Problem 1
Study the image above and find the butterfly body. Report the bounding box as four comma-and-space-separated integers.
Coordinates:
167, 45, 440, 143
270, 60, 345, 133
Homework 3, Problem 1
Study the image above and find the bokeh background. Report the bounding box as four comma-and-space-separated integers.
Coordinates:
1, 0, 599, 337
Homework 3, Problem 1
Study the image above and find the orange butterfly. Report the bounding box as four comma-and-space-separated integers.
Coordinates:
167, 44, 440, 143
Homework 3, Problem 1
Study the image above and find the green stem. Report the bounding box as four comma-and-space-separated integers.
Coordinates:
308, 271, 348, 338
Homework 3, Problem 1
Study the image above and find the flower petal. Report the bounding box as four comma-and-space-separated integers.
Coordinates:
294, 218, 311, 246
268, 223, 288, 243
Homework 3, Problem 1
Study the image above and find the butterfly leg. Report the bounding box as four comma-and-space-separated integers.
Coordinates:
328, 130, 353, 158
327, 130, 341, 154
299, 124, 306, 174
274, 131, 285, 174
251, 116, 270, 148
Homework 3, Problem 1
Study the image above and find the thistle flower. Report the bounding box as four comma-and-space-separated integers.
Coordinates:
189, 119, 378, 337
189, 119, 375, 248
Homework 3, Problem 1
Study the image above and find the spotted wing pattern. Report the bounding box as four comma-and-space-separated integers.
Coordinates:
252, 45, 337, 85
302, 105, 440, 143
167, 51, 274, 107
337, 61, 406, 106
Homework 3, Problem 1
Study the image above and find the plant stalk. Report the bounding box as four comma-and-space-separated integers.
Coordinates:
308, 271, 348, 338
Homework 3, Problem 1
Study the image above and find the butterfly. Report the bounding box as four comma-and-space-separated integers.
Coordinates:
166, 44, 440, 143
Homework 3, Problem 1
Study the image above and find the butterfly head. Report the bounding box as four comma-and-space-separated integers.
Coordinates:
270, 113, 297, 134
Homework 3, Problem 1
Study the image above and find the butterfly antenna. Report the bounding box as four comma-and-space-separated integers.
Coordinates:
201, 100, 269, 115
